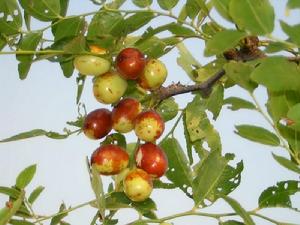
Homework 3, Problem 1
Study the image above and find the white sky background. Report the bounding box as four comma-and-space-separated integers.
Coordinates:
0, 0, 300, 224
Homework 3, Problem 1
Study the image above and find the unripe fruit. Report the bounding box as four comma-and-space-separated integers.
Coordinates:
83, 108, 112, 140
138, 59, 167, 90
112, 98, 142, 133
89, 45, 108, 55
135, 143, 168, 178
74, 55, 111, 76
91, 144, 129, 175
123, 168, 153, 202
134, 110, 165, 142
116, 48, 146, 80
93, 72, 128, 104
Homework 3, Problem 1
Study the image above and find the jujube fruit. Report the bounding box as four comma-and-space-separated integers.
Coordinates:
112, 98, 142, 133
74, 55, 111, 76
123, 168, 153, 202
83, 108, 112, 140
93, 71, 128, 104
116, 48, 146, 80
91, 144, 129, 175
135, 142, 168, 178
134, 110, 165, 142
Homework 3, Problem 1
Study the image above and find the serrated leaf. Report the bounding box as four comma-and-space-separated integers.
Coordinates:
52, 17, 85, 42
18, 0, 61, 21
50, 203, 68, 225
287, 0, 300, 9
229, 0, 274, 35
132, 0, 152, 8
224, 61, 257, 92
235, 125, 280, 146
156, 97, 179, 122
0, 190, 25, 225
157, 0, 179, 10
0, 0, 22, 35
90, 165, 105, 220
193, 150, 229, 206
259, 180, 300, 209
221, 195, 255, 225
280, 21, 300, 47
272, 153, 300, 174
159, 138, 193, 197
28, 186, 45, 204
204, 29, 246, 56
176, 42, 201, 81
0, 186, 20, 199
212, 0, 232, 21
9, 219, 34, 225
251, 57, 300, 92
224, 97, 256, 111
16, 165, 36, 190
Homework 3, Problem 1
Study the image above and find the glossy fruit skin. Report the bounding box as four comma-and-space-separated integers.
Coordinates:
91, 144, 129, 175
135, 143, 168, 178
138, 59, 167, 90
112, 98, 142, 133
116, 48, 146, 80
134, 110, 165, 142
83, 108, 112, 140
93, 72, 128, 104
123, 168, 153, 202
74, 55, 111, 76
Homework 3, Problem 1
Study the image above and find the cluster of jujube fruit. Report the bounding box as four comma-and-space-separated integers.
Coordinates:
74, 47, 168, 202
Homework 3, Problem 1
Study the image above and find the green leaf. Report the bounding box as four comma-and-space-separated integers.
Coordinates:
176, 42, 201, 81
59, 0, 69, 16
76, 73, 86, 104
194, 58, 226, 83
105, 192, 131, 210
205, 29, 246, 57
101, 133, 127, 150
9, 219, 34, 225
235, 125, 280, 146
157, 0, 179, 10
229, 0, 274, 35
18, 0, 61, 21
221, 195, 255, 225
259, 180, 300, 209
159, 138, 193, 197
153, 180, 177, 189
28, 186, 45, 204
272, 153, 300, 174
224, 61, 257, 92
132, 0, 152, 8
193, 150, 229, 206
0, 190, 25, 225
24, 12, 31, 31
186, 0, 208, 19
131, 198, 157, 215
0, 35, 6, 51
52, 17, 85, 42
212, 0, 232, 21
0, 186, 20, 199
156, 97, 179, 122
280, 21, 300, 47
0, 129, 68, 142
63, 35, 86, 54
277, 124, 300, 153
224, 97, 256, 111
264, 41, 292, 53
220, 221, 245, 225
287, 103, 300, 131
90, 165, 105, 220
16, 164, 36, 189
287, 0, 300, 9
251, 57, 300, 92
16, 32, 42, 80
205, 83, 224, 120
0, 0, 22, 35
60, 58, 74, 78
183, 111, 193, 164
50, 203, 68, 225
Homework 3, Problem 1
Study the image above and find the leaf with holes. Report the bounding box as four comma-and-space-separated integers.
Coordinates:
229, 0, 274, 35
159, 138, 193, 197
18, 0, 61, 21
156, 97, 179, 122
0, 0, 22, 35
193, 150, 229, 207
224, 97, 256, 111
259, 180, 300, 209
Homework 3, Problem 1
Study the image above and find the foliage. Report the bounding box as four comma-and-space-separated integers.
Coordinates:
0, 0, 300, 224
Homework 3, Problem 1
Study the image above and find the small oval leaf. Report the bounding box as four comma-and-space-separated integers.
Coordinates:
16, 164, 37, 189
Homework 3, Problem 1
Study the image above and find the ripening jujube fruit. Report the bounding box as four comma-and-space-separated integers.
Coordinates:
73, 55, 111, 76
134, 110, 165, 142
91, 144, 129, 175
93, 71, 128, 104
123, 168, 153, 202
115, 48, 146, 80
138, 59, 168, 90
89, 45, 108, 55
135, 142, 168, 178
83, 108, 112, 140
112, 98, 142, 133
